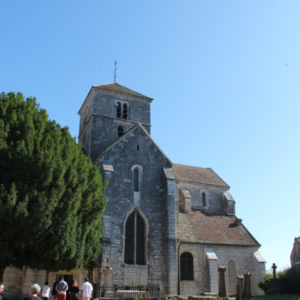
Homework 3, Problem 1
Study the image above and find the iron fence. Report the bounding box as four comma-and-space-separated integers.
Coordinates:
93, 284, 164, 299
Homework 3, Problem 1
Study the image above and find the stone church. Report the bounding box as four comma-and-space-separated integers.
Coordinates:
3, 82, 265, 299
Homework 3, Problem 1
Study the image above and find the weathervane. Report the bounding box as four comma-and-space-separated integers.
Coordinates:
113, 60, 117, 82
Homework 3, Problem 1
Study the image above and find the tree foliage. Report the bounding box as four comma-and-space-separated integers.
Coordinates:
258, 267, 300, 294
0, 92, 106, 280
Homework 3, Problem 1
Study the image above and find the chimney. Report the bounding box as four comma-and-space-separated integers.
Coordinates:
235, 218, 242, 226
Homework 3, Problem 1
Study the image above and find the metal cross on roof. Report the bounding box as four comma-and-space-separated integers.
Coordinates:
113, 60, 117, 82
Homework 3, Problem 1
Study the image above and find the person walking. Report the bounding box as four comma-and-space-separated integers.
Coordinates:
80, 278, 93, 300
68, 280, 79, 300
42, 282, 50, 300
52, 281, 58, 300
55, 277, 68, 300
0, 282, 4, 300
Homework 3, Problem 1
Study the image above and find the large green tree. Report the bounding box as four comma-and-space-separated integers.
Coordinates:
0, 92, 106, 281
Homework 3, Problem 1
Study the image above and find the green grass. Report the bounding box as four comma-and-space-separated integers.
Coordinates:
252, 294, 300, 299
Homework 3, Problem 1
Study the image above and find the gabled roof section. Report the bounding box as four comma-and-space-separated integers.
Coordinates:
94, 82, 153, 101
179, 211, 260, 246
93, 123, 172, 167
172, 163, 229, 189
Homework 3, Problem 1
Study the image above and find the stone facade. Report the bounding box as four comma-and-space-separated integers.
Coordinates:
291, 237, 300, 267
78, 83, 266, 295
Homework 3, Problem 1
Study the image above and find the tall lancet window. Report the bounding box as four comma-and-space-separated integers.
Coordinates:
134, 168, 139, 191
125, 210, 145, 264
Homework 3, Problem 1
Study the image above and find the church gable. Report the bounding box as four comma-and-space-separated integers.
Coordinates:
94, 123, 172, 167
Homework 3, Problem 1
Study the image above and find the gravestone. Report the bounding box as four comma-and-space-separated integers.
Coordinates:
270, 263, 281, 295
243, 272, 251, 300
236, 275, 244, 300
218, 266, 226, 297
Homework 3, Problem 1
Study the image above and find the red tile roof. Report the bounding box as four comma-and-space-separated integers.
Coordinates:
179, 211, 259, 246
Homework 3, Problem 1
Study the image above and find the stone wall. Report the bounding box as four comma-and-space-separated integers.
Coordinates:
178, 184, 227, 213
179, 243, 263, 295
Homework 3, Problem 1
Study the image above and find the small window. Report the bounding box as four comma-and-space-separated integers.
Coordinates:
137, 144, 139, 151
180, 252, 193, 280
118, 126, 124, 137
117, 102, 121, 118
123, 103, 128, 119
134, 168, 139, 191
202, 192, 207, 207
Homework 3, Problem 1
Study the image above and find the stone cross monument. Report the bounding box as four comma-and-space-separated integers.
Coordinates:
270, 263, 281, 295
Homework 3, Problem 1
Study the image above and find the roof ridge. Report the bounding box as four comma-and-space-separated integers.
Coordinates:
173, 163, 209, 170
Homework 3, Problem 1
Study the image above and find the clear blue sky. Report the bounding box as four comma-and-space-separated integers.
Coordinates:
1, 1, 300, 272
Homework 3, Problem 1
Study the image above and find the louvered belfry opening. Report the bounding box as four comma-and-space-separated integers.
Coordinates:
123, 103, 128, 119
117, 102, 121, 118
125, 210, 145, 265
180, 252, 194, 280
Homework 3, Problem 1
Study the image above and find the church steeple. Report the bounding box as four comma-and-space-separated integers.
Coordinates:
78, 82, 153, 160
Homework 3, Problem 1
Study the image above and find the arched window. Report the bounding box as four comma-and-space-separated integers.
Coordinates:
118, 126, 124, 137
202, 192, 207, 207
123, 103, 128, 119
228, 260, 237, 284
180, 252, 193, 280
134, 168, 139, 191
125, 210, 145, 264
116, 102, 121, 118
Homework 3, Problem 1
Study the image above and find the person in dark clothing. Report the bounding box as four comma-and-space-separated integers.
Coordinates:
69, 280, 79, 300
52, 281, 58, 300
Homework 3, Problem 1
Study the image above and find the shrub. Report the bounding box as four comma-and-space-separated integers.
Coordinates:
258, 267, 300, 294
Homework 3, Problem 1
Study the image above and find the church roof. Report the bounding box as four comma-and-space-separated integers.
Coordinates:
93, 82, 153, 101
179, 211, 260, 246
172, 164, 229, 188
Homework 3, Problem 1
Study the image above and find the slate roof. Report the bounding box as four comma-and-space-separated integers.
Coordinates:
179, 211, 260, 246
93, 82, 153, 101
172, 163, 229, 188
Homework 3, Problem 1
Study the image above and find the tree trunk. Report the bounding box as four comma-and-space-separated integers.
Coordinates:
0, 267, 6, 282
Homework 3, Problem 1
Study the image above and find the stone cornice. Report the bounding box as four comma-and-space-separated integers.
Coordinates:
78, 114, 151, 139
177, 181, 229, 191
93, 86, 153, 103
